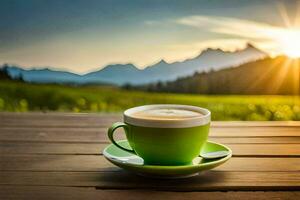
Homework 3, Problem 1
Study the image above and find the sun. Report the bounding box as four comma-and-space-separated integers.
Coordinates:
277, 29, 300, 58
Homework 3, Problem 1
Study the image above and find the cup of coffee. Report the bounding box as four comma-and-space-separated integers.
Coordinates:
107, 104, 210, 165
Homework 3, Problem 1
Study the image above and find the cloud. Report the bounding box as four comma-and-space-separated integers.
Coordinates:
176, 15, 282, 39
175, 15, 300, 55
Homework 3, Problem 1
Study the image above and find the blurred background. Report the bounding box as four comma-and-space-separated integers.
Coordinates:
1, 0, 300, 120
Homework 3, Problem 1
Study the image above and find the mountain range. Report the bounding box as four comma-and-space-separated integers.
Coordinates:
140, 56, 300, 95
2, 43, 266, 85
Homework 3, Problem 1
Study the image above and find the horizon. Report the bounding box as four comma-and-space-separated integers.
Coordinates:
1, 42, 267, 75
1, 0, 300, 73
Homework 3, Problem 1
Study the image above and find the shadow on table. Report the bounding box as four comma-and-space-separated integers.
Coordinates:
94, 169, 226, 191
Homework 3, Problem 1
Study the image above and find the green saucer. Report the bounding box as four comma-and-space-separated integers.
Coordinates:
103, 140, 232, 178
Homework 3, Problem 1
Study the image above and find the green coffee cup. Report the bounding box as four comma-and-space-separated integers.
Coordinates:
108, 104, 210, 166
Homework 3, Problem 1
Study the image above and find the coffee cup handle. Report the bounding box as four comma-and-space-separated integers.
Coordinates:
107, 122, 136, 154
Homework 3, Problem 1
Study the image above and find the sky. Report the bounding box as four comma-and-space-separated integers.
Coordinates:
1, 0, 300, 73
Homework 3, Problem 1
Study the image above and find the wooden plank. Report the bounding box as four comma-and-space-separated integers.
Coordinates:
0, 112, 119, 121
1, 112, 300, 127
228, 144, 300, 157
2, 120, 300, 128
212, 137, 300, 144
0, 117, 120, 128
2, 113, 300, 195
1, 155, 300, 172
2, 130, 300, 143
0, 113, 120, 128
1, 186, 300, 200
0, 142, 107, 155
0, 127, 114, 142
213, 121, 300, 127
1, 133, 300, 144
1, 127, 300, 143
211, 127, 300, 137
1, 171, 300, 191
2, 142, 300, 156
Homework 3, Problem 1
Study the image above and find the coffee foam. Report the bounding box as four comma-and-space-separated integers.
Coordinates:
131, 108, 203, 120
124, 105, 210, 128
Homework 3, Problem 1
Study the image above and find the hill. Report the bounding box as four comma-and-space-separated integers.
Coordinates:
2, 43, 266, 85
0, 66, 12, 80
139, 56, 300, 95
5, 65, 81, 84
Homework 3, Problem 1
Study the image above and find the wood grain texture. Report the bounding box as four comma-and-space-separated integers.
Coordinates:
2, 142, 300, 156
1, 127, 300, 143
1, 112, 300, 198
1, 112, 300, 127
1, 171, 300, 191
1, 155, 300, 172
1, 186, 299, 200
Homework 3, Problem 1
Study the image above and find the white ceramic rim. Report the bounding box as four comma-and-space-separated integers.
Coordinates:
123, 104, 211, 128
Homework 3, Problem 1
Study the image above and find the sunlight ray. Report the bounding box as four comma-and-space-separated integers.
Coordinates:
246, 57, 284, 93
294, 0, 300, 27
270, 58, 292, 94
276, 2, 292, 27
292, 59, 300, 95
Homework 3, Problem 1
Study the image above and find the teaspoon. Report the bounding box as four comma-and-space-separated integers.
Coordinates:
200, 150, 230, 159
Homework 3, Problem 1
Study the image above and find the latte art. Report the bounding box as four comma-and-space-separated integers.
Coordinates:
131, 108, 203, 120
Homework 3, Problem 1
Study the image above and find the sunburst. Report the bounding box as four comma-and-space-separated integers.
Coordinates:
275, 2, 300, 58
274, 2, 300, 94
277, 30, 300, 58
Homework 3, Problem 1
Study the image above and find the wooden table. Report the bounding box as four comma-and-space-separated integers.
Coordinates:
1, 113, 300, 200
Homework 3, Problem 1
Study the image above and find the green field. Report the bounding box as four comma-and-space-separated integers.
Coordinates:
0, 80, 299, 121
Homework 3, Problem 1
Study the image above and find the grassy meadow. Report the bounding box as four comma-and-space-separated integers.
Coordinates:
0, 80, 300, 121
